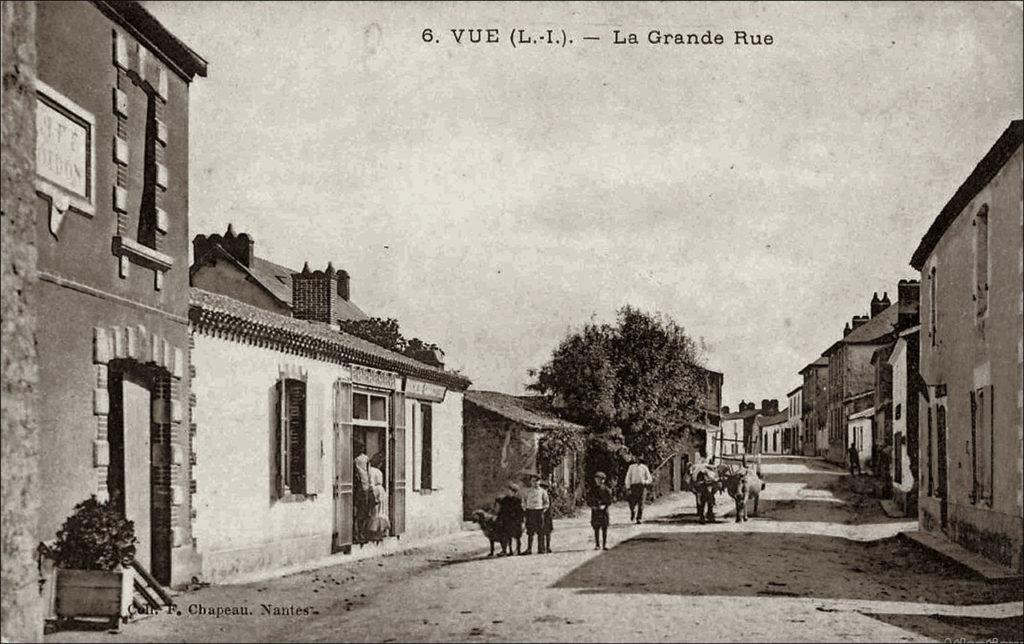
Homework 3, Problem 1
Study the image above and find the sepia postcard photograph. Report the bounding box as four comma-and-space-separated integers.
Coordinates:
1, 1, 1022, 642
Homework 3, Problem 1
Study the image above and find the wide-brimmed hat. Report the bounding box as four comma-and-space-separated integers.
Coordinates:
594, 471, 607, 479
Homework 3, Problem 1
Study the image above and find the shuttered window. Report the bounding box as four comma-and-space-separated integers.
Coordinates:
970, 385, 994, 505
420, 403, 433, 490
275, 377, 322, 497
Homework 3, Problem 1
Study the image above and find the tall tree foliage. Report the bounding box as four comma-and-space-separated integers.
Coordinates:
339, 317, 438, 362
530, 306, 708, 467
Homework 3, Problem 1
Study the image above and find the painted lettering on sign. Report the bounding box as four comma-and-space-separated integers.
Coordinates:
351, 365, 398, 390
404, 377, 446, 402
36, 97, 90, 199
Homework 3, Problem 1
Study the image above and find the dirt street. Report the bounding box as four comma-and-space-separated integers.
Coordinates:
49, 457, 1023, 643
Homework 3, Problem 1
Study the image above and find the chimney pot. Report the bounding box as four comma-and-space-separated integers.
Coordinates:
870, 291, 887, 317
337, 269, 350, 301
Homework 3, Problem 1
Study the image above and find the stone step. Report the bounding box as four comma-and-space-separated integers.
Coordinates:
900, 529, 1021, 581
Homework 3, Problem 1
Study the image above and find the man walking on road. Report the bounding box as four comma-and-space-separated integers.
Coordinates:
625, 456, 653, 524
848, 442, 861, 476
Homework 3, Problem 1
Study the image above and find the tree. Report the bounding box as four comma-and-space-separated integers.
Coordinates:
530, 306, 709, 468
339, 317, 405, 352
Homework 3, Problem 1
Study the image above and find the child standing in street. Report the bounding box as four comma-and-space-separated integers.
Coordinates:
520, 473, 549, 555
495, 482, 524, 556
588, 471, 613, 550
538, 480, 554, 554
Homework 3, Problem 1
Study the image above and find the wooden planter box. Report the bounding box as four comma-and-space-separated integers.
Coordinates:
55, 568, 132, 624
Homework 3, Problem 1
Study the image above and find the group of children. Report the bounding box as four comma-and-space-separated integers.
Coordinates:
491, 469, 621, 555
494, 473, 554, 555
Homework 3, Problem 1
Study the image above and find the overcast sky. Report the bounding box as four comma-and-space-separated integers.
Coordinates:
146, 1, 1022, 406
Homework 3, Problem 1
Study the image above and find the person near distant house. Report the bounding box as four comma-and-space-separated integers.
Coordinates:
519, 473, 549, 555
848, 442, 861, 476
495, 482, 524, 556
588, 471, 613, 550
538, 480, 554, 554
353, 452, 371, 543
625, 456, 653, 524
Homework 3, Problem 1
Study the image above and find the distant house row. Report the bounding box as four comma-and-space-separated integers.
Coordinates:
786, 119, 1023, 574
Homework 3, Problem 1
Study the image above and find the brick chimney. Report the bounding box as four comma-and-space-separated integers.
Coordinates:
193, 223, 254, 267
897, 279, 920, 328
760, 399, 779, 414
851, 315, 869, 330
721, 405, 731, 415
291, 262, 351, 324
844, 322, 852, 337
870, 293, 883, 317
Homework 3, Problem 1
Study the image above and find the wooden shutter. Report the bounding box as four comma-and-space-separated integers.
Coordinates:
390, 390, 407, 536
422, 403, 433, 490
978, 385, 993, 504
332, 380, 353, 552
411, 400, 420, 492
275, 379, 287, 497
970, 389, 978, 502
305, 381, 323, 495
286, 381, 306, 493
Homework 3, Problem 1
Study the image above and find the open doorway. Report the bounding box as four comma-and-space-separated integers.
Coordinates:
107, 364, 154, 572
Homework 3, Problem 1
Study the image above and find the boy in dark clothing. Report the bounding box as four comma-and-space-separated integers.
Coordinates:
495, 483, 524, 556
588, 471, 613, 550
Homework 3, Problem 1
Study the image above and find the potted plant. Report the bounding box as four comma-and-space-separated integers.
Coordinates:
47, 496, 137, 627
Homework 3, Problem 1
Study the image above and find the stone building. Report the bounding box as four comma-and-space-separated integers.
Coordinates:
822, 292, 913, 465
871, 342, 895, 482
758, 408, 790, 455
462, 391, 584, 519
799, 357, 829, 456
189, 285, 470, 582
719, 399, 778, 457
31, 0, 206, 587
786, 386, 809, 455
910, 119, 1023, 573
888, 320, 920, 517
2, 1, 43, 638
847, 407, 874, 472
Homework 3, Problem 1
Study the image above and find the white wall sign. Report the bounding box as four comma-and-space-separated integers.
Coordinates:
35, 81, 96, 237
404, 377, 446, 402
351, 365, 398, 391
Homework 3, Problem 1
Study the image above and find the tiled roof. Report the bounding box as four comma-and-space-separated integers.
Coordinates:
248, 257, 295, 308
189, 288, 470, 390
464, 391, 584, 431
844, 305, 898, 345
247, 256, 369, 322
799, 356, 829, 373
193, 243, 369, 322
849, 406, 876, 421
723, 408, 762, 421
756, 410, 789, 427
911, 120, 1024, 270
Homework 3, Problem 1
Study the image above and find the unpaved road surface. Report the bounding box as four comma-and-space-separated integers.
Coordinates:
50, 457, 1023, 643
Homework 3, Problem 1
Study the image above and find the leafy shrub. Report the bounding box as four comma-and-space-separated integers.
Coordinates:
547, 481, 580, 519
51, 496, 137, 571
